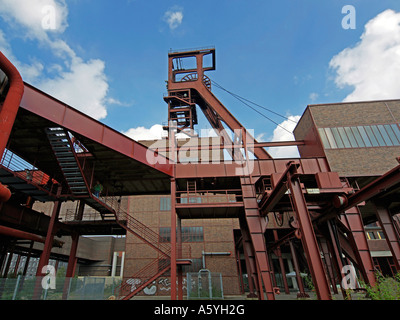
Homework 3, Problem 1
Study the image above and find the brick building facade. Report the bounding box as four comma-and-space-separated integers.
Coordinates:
294, 99, 400, 277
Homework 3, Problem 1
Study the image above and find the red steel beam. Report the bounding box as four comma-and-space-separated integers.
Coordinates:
342, 163, 400, 212
167, 49, 271, 160
287, 170, 332, 300
258, 162, 297, 216
20, 83, 173, 177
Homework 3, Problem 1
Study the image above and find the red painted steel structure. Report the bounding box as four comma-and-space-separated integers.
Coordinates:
1, 48, 400, 300
0, 52, 24, 202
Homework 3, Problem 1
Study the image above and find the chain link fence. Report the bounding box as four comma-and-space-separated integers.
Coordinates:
0, 276, 122, 300
187, 269, 224, 300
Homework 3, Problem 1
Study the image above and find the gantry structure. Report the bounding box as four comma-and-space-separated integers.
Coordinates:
0, 48, 400, 300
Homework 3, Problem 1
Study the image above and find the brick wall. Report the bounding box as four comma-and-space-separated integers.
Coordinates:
296, 100, 400, 176
123, 195, 241, 296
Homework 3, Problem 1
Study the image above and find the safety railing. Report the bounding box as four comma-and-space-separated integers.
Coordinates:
0, 148, 59, 193
176, 189, 243, 205
61, 209, 104, 222
115, 244, 191, 299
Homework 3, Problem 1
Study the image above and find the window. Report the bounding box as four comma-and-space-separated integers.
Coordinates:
386, 124, 400, 145
159, 227, 204, 243
371, 125, 386, 146
338, 127, 351, 148
182, 227, 204, 242
377, 125, 393, 146
377, 231, 386, 240
367, 231, 376, 240
344, 127, 358, 148
159, 227, 171, 242
181, 196, 202, 204
324, 128, 337, 148
351, 127, 365, 147
318, 124, 400, 149
331, 127, 344, 148
358, 126, 372, 147
160, 197, 171, 211
318, 128, 330, 149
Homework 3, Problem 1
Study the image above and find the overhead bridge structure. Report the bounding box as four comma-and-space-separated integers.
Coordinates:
0, 48, 400, 300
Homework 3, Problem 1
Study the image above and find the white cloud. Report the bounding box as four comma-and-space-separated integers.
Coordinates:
0, 30, 44, 83
267, 115, 301, 158
330, 9, 400, 102
122, 124, 166, 141
39, 58, 109, 120
163, 6, 183, 30
0, 0, 68, 40
0, 0, 112, 120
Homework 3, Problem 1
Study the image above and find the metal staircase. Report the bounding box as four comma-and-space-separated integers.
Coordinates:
46, 126, 176, 299
113, 209, 172, 299
115, 251, 171, 300
116, 209, 171, 256
45, 127, 90, 196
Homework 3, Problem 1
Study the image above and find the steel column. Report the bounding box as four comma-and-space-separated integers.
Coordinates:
241, 177, 275, 300
287, 173, 332, 300
340, 208, 376, 286
273, 230, 290, 294
373, 203, 400, 272
327, 220, 348, 299
170, 177, 177, 300
63, 232, 79, 299
320, 237, 338, 294
177, 215, 183, 300
36, 186, 62, 276
289, 240, 308, 297
66, 232, 79, 277
239, 217, 259, 297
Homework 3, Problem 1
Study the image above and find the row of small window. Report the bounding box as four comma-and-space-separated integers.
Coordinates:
318, 124, 400, 149
160, 197, 203, 211
159, 226, 204, 242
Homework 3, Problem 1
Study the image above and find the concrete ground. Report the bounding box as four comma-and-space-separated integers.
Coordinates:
129, 290, 369, 300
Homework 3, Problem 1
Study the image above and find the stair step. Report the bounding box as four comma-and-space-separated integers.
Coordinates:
67, 180, 85, 185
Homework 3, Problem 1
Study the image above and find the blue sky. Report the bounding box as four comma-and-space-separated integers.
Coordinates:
1, 0, 400, 157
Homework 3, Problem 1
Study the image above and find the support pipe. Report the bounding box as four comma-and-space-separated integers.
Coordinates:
0, 51, 24, 203
201, 251, 231, 269
0, 225, 45, 243
0, 225, 63, 248
0, 51, 24, 158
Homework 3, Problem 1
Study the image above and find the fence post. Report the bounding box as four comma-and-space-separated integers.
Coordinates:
12, 275, 21, 300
